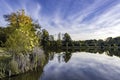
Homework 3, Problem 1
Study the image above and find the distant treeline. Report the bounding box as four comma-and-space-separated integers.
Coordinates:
41, 33, 120, 50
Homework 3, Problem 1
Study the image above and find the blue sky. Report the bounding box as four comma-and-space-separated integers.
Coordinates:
0, 0, 120, 40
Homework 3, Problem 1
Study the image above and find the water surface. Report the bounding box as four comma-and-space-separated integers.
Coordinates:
5, 51, 120, 80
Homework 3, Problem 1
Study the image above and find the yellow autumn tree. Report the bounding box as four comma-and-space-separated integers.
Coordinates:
5, 10, 39, 54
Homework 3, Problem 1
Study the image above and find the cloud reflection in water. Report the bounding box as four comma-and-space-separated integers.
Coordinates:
40, 52, 120, 80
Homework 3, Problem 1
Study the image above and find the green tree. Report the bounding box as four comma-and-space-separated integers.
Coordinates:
56, 40, 62, 49
0, 27, 7, 47
41, 29, 50, 49
63, 33, 72, 48
63, 33, 72, 42
56, 33, 62, 49
5, 10, 39, 54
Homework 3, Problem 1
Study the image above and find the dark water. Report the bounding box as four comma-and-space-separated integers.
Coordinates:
4, 50, 120, 80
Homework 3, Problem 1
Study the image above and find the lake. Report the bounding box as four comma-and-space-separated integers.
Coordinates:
4, 50, 120, 80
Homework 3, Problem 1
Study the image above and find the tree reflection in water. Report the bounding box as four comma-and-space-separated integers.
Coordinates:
4, 48, 120, 80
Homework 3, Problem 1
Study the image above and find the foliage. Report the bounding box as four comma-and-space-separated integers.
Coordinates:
0, 56, 11, 78
41, 29, 50, 49
0, 27, 7, 47
63, 33, 72, 42
9, 59, 19, 74
47, 32, 120, 50
4, 10, 39, 54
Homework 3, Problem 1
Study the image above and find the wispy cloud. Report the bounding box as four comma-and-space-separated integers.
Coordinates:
38, 0, 120, 40
0, 0, 120, 40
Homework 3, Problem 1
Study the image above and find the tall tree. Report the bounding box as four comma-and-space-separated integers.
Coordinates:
62, 33, 72, 48
63, 33, 72, 42
41, 29, 50, 49
5, 10, 39, 54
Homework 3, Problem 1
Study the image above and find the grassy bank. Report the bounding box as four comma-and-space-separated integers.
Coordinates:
0, 47, 46, 79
